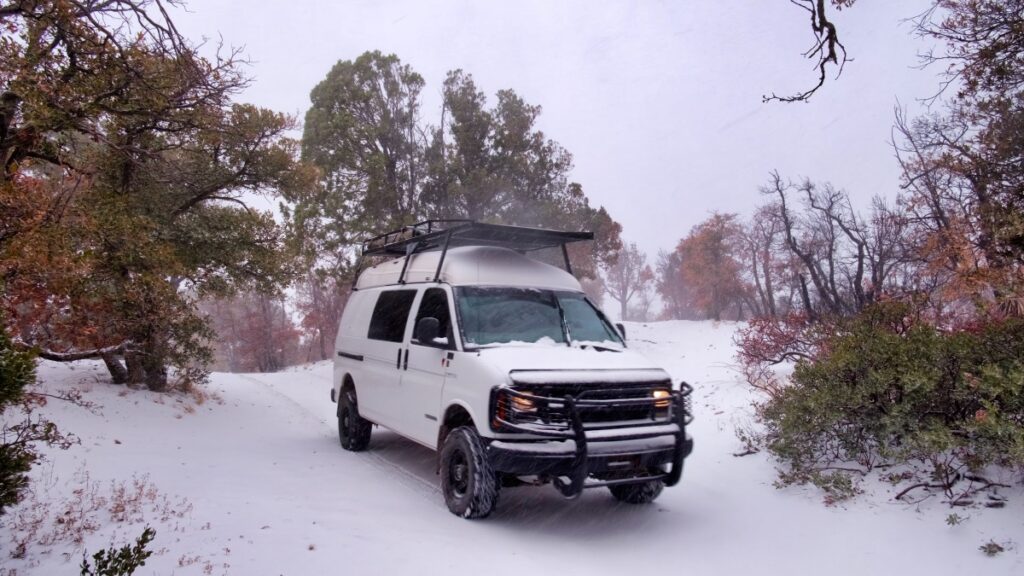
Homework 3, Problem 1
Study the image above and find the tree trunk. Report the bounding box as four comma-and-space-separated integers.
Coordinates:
125, 350, 146, 384
101, 353, 129, 384
143, 354, 168, 392
761, 248, 777, 317
798, 274, 816, 321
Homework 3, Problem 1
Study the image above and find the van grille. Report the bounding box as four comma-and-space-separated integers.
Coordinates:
504, 379, 672, 428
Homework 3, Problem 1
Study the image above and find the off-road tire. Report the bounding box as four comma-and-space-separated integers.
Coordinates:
338, 387, 372, 451
608, 480, 664, 504
440, 426, 499, 519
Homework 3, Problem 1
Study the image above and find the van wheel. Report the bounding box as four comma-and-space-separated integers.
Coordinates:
440, 426, 498, 519
338, 387, 371, 451
609, 480, 664, 504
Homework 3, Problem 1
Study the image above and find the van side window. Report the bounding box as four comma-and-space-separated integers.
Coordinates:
367, 290, 417, 342
414, 288, 452, 347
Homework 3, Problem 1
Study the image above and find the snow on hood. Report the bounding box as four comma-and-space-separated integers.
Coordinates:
475, 345, 672, 384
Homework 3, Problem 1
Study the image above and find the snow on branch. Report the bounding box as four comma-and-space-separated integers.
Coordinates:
13, 339, 132, 362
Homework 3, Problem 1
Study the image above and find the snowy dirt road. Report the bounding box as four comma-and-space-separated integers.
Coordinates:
3, 321, 1022, 575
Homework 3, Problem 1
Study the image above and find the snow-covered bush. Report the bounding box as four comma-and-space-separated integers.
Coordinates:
755, 301, 1024, 503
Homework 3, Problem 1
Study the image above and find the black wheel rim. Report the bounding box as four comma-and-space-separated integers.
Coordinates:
448, 449, 469, 498
340, 407, 351, 440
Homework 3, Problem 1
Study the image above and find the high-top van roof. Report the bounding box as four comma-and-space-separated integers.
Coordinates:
354, 246, 583, 292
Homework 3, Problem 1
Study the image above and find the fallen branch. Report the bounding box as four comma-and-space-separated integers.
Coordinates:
963, 474, 1011, 490
894, 481, 942, 501
14, 339, 132, 362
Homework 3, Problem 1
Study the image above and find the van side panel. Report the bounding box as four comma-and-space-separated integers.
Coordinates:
333, 290, 375, 417
336, 287, 420, 428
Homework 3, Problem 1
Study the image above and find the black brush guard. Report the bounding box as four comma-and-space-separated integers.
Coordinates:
487, 383, 694, 498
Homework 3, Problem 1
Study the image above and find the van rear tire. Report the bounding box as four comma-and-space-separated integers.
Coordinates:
338, 387, 372, 451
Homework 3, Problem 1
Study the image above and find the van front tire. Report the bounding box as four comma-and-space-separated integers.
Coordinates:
440, 426, 498, 519
338, 387, 372, 451
608, 479, 664, 504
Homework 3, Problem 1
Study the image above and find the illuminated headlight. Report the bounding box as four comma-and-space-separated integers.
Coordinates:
652, 389, 672, 409
510, 394, 537, 413
492, 388, 540, 431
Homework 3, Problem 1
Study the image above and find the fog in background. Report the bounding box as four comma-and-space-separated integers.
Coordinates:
177, 0, 941, 257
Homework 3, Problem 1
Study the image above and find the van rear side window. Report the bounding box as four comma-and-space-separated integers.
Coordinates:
367, 290, 417, 342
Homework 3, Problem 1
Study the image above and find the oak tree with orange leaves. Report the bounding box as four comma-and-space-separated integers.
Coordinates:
0, 1, 314, 390
676, 213, 750, 321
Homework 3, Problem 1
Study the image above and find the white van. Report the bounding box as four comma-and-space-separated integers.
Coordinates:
331, 221, 693, 518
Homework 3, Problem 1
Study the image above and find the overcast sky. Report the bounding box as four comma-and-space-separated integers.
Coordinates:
176, 0, 941, 260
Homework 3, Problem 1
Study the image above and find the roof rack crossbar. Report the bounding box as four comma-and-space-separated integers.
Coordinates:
361, 219, 472, 255
351, 220, 594, 289
360, 220, 592, 257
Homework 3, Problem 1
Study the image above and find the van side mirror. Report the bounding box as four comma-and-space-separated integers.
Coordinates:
415, 317, 442, 345
615, 322, 627, 340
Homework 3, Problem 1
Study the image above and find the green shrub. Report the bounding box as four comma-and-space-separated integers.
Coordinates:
80, 526, 156, 576
760, 301, 1024, 502
0, 323, 37, 515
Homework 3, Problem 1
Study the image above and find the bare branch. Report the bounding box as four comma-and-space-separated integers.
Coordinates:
765, 0, 852, 103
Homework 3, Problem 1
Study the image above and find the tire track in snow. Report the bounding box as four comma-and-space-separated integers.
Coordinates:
232, 373, 443, 505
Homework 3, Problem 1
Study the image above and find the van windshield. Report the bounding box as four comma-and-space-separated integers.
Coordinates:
454, 287, 623, 349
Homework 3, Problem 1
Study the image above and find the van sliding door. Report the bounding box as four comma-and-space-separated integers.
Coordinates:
360, 289, 417, 429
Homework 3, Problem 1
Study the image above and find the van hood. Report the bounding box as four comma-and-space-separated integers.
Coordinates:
474, 345, 671, 384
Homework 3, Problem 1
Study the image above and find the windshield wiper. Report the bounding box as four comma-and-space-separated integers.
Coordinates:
554, 296, 571, 346
585, 344, 621, 352
573, 342, 623, 352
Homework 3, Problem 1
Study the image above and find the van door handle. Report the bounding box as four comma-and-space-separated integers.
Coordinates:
396, 348, 402, 369
403, 348, 409, 370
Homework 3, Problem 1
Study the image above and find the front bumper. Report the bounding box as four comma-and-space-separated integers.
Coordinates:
486, 383, 694, 497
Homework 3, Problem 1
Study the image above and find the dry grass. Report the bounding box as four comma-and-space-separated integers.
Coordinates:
5, 468, 192, 565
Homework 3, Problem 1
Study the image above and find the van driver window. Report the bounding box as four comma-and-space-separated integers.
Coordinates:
414, 288, 452, 347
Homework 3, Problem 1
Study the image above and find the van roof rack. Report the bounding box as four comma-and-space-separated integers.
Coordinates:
355, 220, 594, 287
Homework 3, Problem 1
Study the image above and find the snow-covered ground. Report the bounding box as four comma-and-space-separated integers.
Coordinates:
2, 321, 1022, 574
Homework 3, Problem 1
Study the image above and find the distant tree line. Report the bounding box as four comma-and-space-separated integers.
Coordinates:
651, 176, 916, 324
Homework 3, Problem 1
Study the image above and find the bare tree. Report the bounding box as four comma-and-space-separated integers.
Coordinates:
762, 172, 914, 318
603, 242, 654, 321
628, 285, 655, 322
655, 249, 699, 320
913, 0, 1024, 101
741, 204, 791, 318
